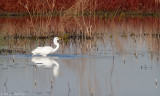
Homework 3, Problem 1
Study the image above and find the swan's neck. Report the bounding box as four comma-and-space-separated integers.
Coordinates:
52, 40, 59, 52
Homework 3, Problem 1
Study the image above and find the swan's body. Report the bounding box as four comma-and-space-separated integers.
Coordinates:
32, 37, 60, 56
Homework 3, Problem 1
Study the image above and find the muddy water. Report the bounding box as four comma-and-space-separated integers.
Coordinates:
0, 17, 160, 96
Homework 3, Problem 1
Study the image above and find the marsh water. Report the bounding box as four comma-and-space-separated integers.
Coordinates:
0, 17, 160, 96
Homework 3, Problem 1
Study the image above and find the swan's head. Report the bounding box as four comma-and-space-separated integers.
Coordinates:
54, 37, 61, 41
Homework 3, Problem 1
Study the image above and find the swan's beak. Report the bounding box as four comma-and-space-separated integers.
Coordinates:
58, 37, 62, 39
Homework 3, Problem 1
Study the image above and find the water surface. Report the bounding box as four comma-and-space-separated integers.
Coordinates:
0, 17, 160, 96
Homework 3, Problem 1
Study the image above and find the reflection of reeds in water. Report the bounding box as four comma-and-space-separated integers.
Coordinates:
0, 17, 160, 59
1, 17, 160, 37
0, 17, 95, 38
62, 57, 116, 96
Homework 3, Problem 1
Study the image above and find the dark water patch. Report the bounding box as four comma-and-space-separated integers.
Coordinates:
0, 54, 32, 58
0, 49, 26, 55
68, 35, 94, 40
0, 54, 113, 59
37, 54, 114, 59
0, 54, 113, 60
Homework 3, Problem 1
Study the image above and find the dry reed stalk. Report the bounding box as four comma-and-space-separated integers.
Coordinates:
17, 0, 56, 37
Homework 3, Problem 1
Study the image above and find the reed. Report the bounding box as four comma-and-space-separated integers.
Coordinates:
0, 0, 160, 12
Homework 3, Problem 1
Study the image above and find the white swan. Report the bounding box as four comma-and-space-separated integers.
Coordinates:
32, 37, 61, 56
32, 57, 59, 77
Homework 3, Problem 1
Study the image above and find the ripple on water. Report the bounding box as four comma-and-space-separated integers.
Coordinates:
0, 54, 113, 59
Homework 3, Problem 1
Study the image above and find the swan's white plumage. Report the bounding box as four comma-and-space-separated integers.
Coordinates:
32, 37, 60, 56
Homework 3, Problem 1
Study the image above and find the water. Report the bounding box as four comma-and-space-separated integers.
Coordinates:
0, 53, 159, 96
0, 17, 160, 96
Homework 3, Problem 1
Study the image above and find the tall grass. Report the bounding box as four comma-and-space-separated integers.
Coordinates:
1, 0, 160, 13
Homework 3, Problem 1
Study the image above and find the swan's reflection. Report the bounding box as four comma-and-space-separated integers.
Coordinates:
31, 57, 59, 77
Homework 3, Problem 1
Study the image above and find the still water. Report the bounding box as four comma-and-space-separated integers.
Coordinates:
0, 17, 160, 96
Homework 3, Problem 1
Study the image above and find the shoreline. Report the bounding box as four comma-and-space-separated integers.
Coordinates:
1, 11, 160, 17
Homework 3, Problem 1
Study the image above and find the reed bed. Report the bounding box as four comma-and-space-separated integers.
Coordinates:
1, 0, 160, 13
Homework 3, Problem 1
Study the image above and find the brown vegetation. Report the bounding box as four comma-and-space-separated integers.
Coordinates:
1, 17, 160, 37
0, 0, 160, 13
